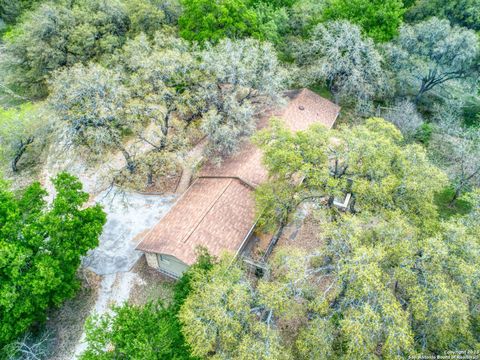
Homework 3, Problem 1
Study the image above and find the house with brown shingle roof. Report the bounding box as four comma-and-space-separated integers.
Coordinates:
136, 89, 340, 278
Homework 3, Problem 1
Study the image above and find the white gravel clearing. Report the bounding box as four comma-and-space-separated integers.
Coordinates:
83, 188, 177, 275
72, 188, 176, 359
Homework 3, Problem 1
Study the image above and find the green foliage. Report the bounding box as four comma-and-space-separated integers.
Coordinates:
172, 248, 214, 309
414, 122, 433, 145
47, 31, 284, 184
434, 187, 473, 218
253, 2, 289, 44
322, 0, 405, 42
122, 0, 181, 36
255, 117, 447, 230
124, 0, 166, 36
384, 18, 479, 102
287, 0, 327, 37
49, 63, 132, 161
201, 38, 285, 158
179, 256, 290, 359
179, 0, 260, 43
463, 96, 480, 127
406, 0, 480, 31
429, 121, 480, 203
178, 0, 295, 45
323, 208, 479, 355
296, 318, 335, 359
48, 31, 194, 174
81, 302, 192, 360
245, 116, 479, 356
0, 0, 43, 24
179, 192, 480, 358
253, 119, 331, 230
0, 173, 106, 349
253, 0, 297, 8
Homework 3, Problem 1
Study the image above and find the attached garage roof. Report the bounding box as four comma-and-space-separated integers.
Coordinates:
136, 177, 256, 265
136, 89, 339, 264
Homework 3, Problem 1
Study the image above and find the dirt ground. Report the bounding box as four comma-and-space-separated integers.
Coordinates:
275, 213, 326, 252
45, 271, 101, 360
128, 257, 176, 306
45, 257, 175, 360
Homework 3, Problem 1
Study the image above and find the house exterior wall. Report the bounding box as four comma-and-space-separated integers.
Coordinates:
145, 252, 159, 268
156, 253, 189, 278
145, 252, 189, 278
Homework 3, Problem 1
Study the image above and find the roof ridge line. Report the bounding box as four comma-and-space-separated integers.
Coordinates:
199, 175, 257, 189
180, 178, 234, 244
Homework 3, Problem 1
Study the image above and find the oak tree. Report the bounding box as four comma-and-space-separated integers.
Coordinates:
295, 21, 385, 104
385, 18, 479, 103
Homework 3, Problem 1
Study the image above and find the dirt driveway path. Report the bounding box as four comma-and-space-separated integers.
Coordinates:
70, 188, 177, 359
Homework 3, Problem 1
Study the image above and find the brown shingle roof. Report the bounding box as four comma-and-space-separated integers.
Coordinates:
136, 177, 256, 265
281, 88, 340, 131
200, 142, 268, 187
136, 89, 339, 264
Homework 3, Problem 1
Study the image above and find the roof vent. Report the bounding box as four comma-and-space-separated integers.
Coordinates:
299, 105, 305, 110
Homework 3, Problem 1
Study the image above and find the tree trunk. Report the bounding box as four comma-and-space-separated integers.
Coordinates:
333, 92, 340, 105
414, 80, 428, 104
414, 91, 423, 105
449, 166, 480, 206
349, 195, 357, 214
327, 195, 334, 208
449, 186, 462, 206
147, 168, 154, 186
11, 137, 34, 172
119, 146, 135, 174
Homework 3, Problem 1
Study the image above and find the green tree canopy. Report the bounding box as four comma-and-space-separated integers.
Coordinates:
429, 118, 480, 203
48, 63, 136, 170
322, 0, 405, 42
179, 0, 260, 43
179, 255, 290, 360
0, 0, 42, 24
179, 202, 480, 358
200, 38, 285, 158
48, 32, 285, 176
179, 116, 479, 357
406, 0, 480, 31
124, 0, 166, 36
0, 173, 106, 349
0, 102, 50, 172
254, 117, 447, 230
81, 303, 192, 360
